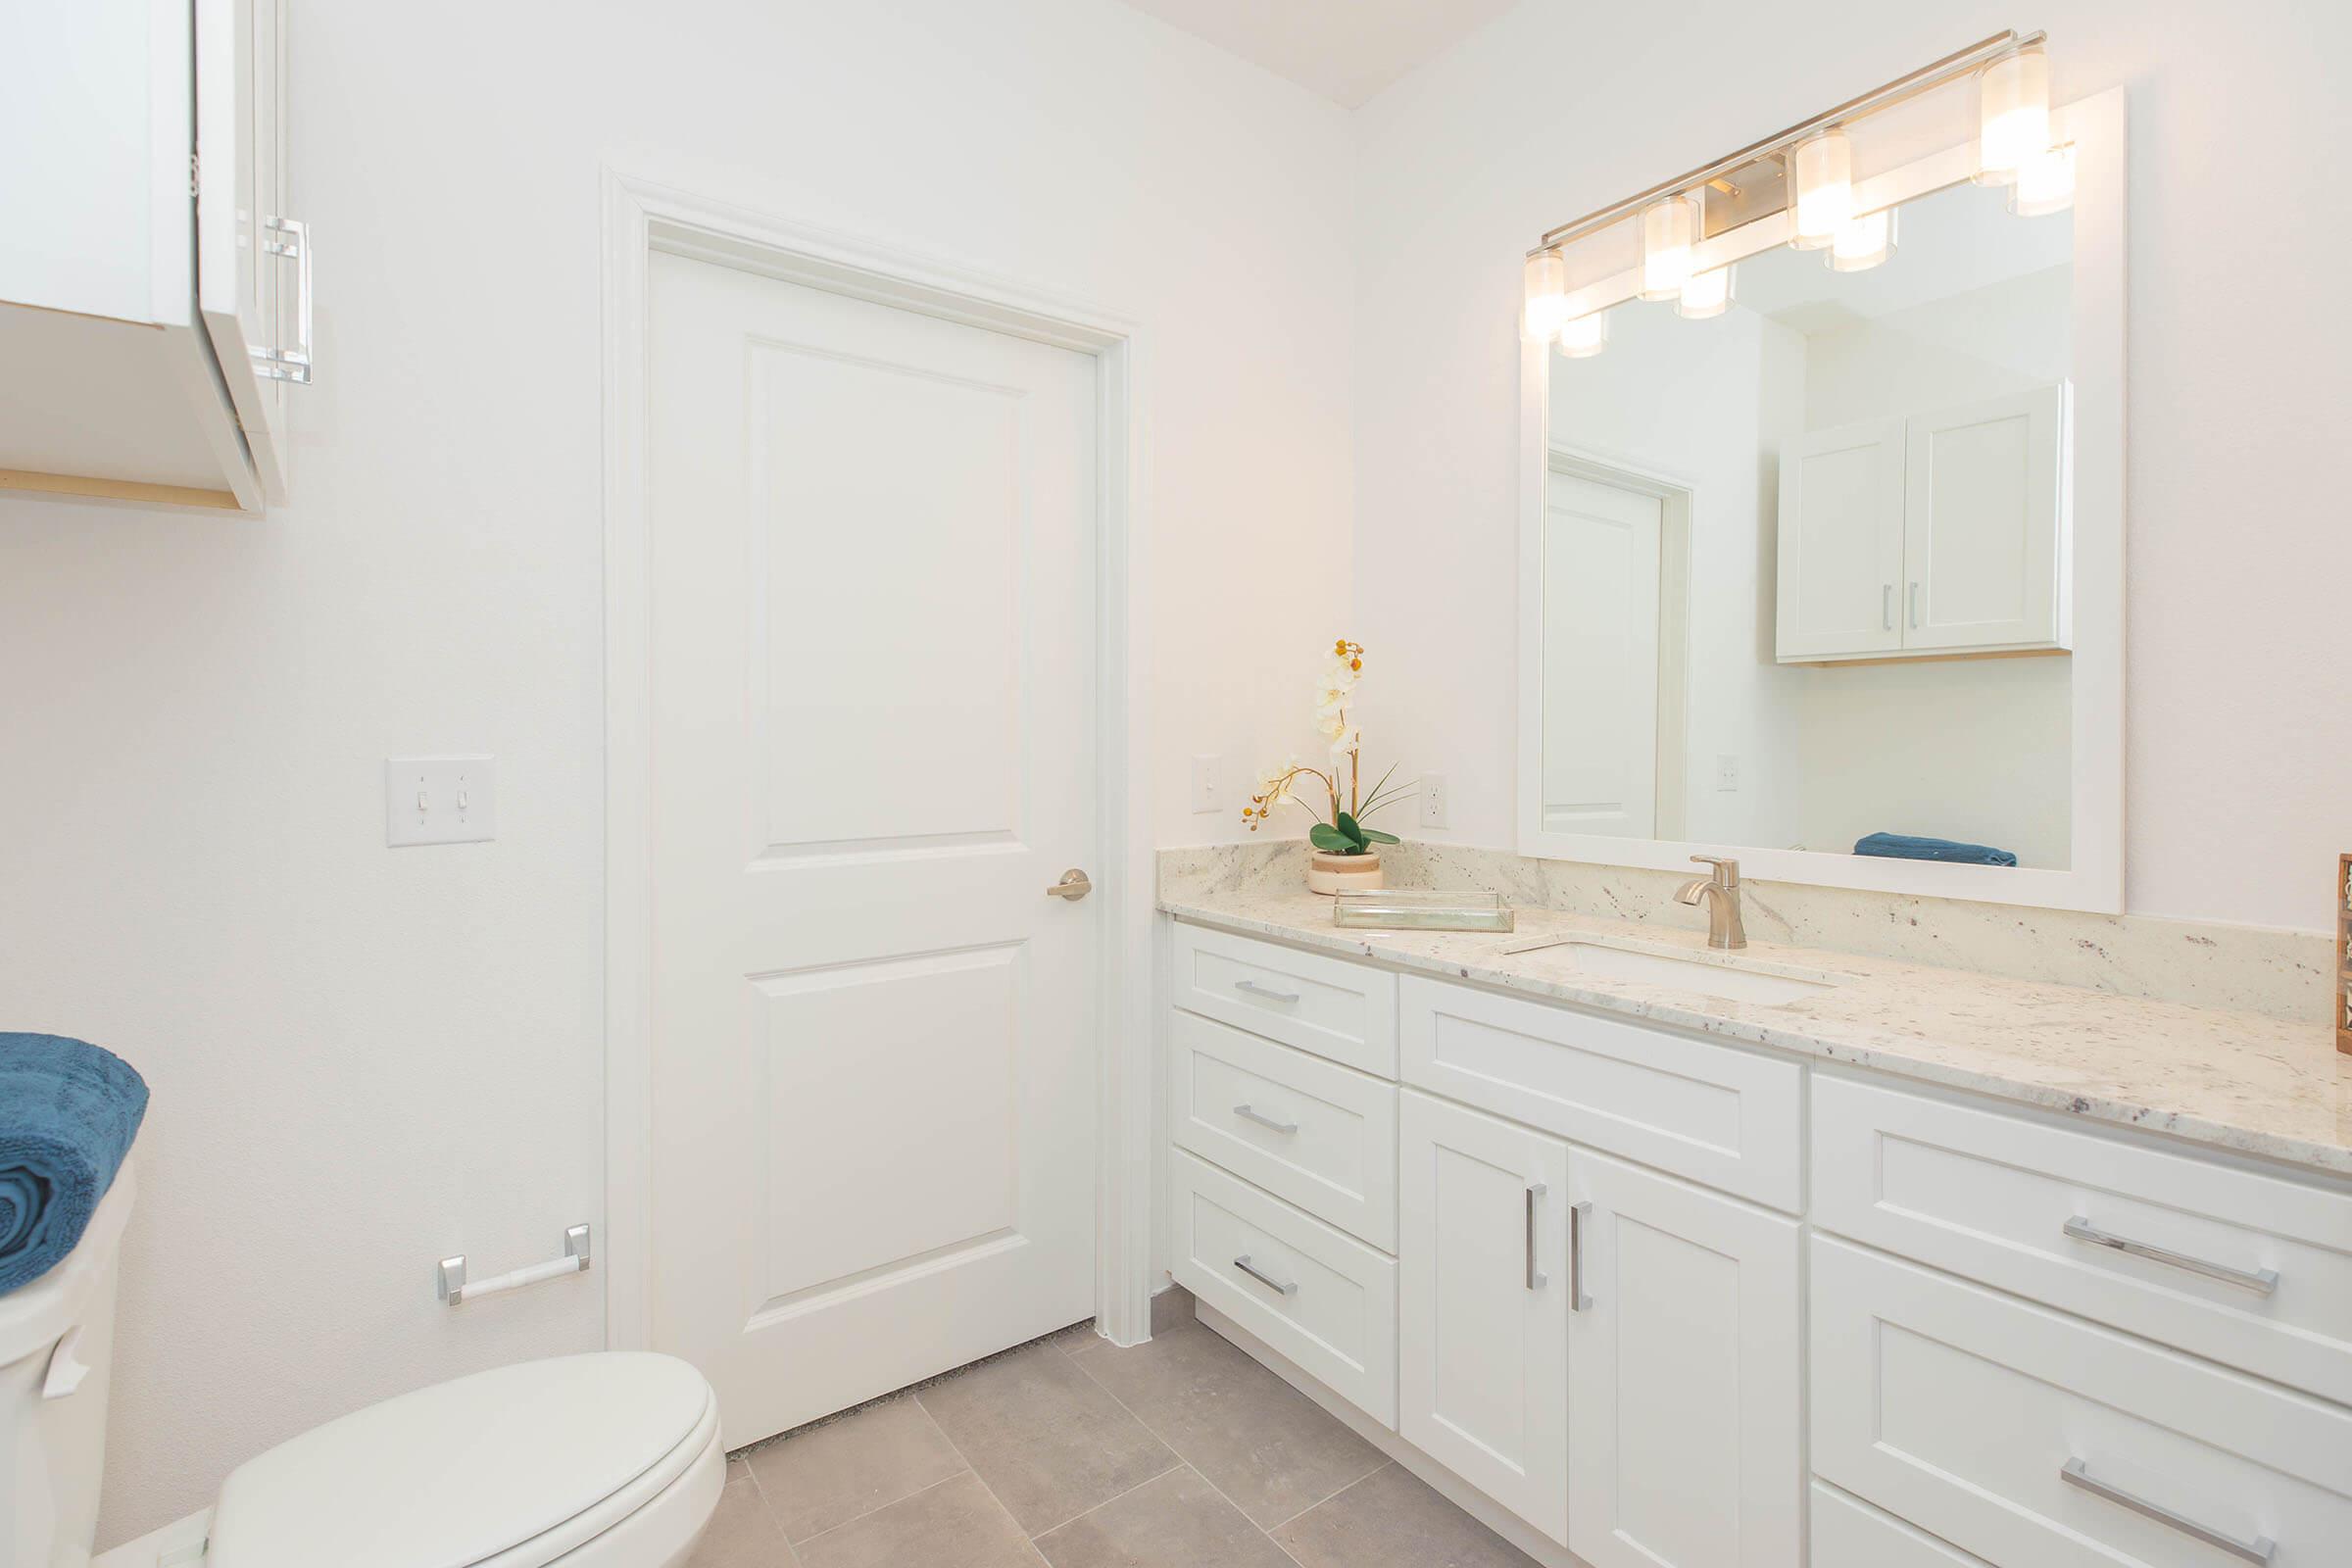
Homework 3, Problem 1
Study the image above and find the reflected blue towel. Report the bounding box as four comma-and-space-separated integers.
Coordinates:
0, 1034, 148, 1295
1854, 832, 2017, 867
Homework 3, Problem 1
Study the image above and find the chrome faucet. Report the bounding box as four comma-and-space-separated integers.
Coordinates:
1675, 856, 1747, 950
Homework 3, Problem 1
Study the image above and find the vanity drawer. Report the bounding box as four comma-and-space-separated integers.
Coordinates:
1172, 923, 1398, 1077
1169, 1150, 1398, 1428
1812, 1237, 2352, 1568
1811, 1484, 1991, 1568
1397, 976, 1801, 1209
1813, 1075, 2352, 1404
1170, 1010, 1398, 1250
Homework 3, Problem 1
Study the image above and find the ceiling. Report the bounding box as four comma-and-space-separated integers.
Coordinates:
1118, 0, 1519, 108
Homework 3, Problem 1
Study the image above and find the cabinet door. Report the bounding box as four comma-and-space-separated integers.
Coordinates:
1774, 416, 1906, 661
1567, 1149, 1800, 1568
1902, 385, 2064, 652
196, 0, 292, 502
1397, 1090, 1570, 1544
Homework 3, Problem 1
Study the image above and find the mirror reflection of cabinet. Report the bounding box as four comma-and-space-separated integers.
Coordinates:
1776, 385, 2068, 663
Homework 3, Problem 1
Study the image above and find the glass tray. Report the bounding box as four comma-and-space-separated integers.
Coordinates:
1331, 888, 1514, 933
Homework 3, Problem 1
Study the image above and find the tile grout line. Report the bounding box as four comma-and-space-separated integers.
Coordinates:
1061, 1330, 1313, 1567
785, 1470, 977, 1558
730, 1456, 807, 1566
910, 1374, 1054, 1566
1026, 1456, 1191, 1542
1263, 1457, 1397, 1534
742, 1398, 976, 1548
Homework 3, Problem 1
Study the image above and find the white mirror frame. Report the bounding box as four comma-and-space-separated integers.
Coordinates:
1517, 87, 2125, 913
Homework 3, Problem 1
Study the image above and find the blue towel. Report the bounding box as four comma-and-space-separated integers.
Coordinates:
0, 1034, 148, 1296
1854, 832, 2017, 867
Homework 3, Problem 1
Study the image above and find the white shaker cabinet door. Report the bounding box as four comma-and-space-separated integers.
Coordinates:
1397, 1090, 1571, 1545
1902, 384, 2067, 653
1566, 1149, 1801, 1568
1774, 416, 1906, 661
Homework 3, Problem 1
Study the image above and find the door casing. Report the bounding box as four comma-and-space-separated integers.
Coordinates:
599, 169, 1155, 1353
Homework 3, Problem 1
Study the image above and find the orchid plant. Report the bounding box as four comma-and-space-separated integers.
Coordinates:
1243, 638, 1411, 856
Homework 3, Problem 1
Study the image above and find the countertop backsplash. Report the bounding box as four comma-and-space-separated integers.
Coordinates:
1158, 839, 2335, 1025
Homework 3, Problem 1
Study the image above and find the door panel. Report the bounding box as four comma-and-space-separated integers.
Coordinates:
1542, 469, 1662, 837
647, 252, 1099, 1446
1397, 1091, 1569, 1544
1904, 384, 2065, 651
1774, 416, 1905, 660
1568, 1151, 1801, 1568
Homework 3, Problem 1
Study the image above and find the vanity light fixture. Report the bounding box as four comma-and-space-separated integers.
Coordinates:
1677, 264, 1735, 319
2009, 142, 2076, 216
1976, 40, 2051, 186
1788, 129, 1854, 249
1556, 310, 1609, 358
1640, 194, 1700, 301
1523, 250, 1571, 341
1829, 208, 1897, 271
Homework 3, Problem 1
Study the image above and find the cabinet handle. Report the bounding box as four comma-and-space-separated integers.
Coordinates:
1569, 1200, 1592, 1311
2060, 1458, 2276, 1564
1232, 1254, 1298, 1297
1234, 979, 1300, 1004
2062, 1216, 2278, 1296
1525, 1183, 1547, 1291
1906, 581, 1921, 628
1232, 1103, 1298, 1135
1881, 584, 1893, 630
253, 217, 315, 385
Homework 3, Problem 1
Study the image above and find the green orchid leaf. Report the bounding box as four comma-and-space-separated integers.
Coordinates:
1360, 827, 1401, 845
1334, 810, 1367, 844
1307, 822, 1352, 852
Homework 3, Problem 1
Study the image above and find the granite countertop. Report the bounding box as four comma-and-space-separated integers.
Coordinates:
1161, 886, 2352, 1179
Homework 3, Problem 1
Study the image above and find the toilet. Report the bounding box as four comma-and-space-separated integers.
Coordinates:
5, 1159, 724, 1568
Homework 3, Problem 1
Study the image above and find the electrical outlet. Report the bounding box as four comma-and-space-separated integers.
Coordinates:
386, 757, 497, 847
1190, 754, 1222, 814
1418, 772, 1447, 829
1716, 754, 1740, 792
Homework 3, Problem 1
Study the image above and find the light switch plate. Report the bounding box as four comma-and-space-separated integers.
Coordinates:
1418, 772, 1447, 828
386, 757, 496, 847
1716, 754, 1740, 792
1191, 754, 1222, 814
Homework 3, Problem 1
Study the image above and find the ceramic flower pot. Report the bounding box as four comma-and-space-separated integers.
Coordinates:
1306, 849, 1385, 896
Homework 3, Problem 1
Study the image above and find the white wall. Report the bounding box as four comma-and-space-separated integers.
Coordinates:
1353, 0, 2352, 933
0, 0, 1353, 1543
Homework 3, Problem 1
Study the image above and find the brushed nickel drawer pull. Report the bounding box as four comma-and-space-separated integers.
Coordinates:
1525, 1183, 1547, 1291
1233, 1254, 1298, 1297
1234, 979, 1301, 1004
1233, 1103, 1298, 1135
2060, 1458, 2276, 1564
2063, 1216, 2279, 1296
1570, 1200, 1592, 1310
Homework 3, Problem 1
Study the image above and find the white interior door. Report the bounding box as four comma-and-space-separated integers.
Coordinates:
1542, 468, 1662, 838
1567, 1150, 1802, 1568
1397, 1090, 1570, 1544
1774, 416, 1906, 660
1902, 384, 2065, 652
645, 250, 1101, 1447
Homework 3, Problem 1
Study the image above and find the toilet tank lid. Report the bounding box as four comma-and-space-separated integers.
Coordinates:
207, 1352, 714, 1568
0, 1156, 136, 1368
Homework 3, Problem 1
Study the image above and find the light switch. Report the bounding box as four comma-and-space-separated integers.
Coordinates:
385, 757, 496, 847
1191, 754, 1222, 814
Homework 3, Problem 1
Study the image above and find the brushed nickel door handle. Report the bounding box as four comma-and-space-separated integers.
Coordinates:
1047, 868, 1093, 901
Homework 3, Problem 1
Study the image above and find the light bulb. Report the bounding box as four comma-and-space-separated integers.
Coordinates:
1523, 250, 1570, 341
1641, 195, 1699, 303
1977, 43, 2050, 186
2009, 143, 2076, 217
1789, 128, 1853, 250
1677, 264, 1734, 319
1556, 311, 1609, 359
1829, 207, 1897, 272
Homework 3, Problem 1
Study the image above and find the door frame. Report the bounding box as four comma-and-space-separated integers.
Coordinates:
598, 169, 1157, 1356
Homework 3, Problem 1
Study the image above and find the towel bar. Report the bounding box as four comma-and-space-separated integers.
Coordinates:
438, 1224, 590, 1305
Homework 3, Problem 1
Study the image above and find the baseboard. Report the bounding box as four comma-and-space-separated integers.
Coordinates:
1192, 1300, 1583, 1568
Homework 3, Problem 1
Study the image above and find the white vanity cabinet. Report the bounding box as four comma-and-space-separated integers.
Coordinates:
1159, 914, 2352, 1568
1776, 385, 2068, 663
0, 0, 300, 512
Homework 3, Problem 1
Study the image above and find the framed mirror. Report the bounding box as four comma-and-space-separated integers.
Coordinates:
1517, 89, 2124, 912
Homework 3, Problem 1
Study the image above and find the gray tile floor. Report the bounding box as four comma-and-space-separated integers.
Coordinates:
691, 1292, 1538, 1568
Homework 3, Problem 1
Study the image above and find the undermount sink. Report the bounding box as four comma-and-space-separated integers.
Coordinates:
1553, 941, 1839, 1005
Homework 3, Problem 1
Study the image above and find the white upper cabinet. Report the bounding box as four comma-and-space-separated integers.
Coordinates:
1777, 386, 2069, 663
0, 0, 300, 512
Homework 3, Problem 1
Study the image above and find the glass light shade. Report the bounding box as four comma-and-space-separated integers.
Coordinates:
1523, 250, 1570, 341
1829, 207, 1897, 272
1640, 195, 1699, 302
2009, 143, 2076, 216
1677, 264, 1734, 319
1788, 129, 1853, 249
1977, 43, 2050, 185
1556, 310, 1609, 359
